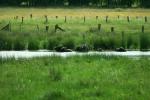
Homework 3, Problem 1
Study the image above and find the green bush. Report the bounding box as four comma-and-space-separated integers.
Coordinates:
140, 33, 150, 51
127, 36, 134, 49
62, 38, 75, 49
13, 38, 26, 50
47, 38, 59, 50
28, 39, 39, 50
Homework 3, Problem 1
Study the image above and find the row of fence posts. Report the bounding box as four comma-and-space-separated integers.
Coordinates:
6, 22, 145, 33
97, 24, 145, 33
14, 15, 148, 24
12, 14, 148, 32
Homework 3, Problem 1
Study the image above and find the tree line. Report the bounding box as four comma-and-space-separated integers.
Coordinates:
0, 0, 149, 8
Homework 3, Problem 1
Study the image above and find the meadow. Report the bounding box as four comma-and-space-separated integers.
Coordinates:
0, 55, 150, 100
0, 8, 150, 51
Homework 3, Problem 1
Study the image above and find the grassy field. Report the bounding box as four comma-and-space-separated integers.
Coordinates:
0, 55, 150, 100
0, 8, 150, 51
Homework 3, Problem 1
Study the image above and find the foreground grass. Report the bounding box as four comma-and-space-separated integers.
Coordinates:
0, 56, 150, 100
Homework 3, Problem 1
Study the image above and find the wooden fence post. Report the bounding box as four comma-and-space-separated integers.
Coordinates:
84, 16, 86, 23
106, 16, 108, 23
98, 24, 101, 31
127, 16, 130, 22
65, 16, 67, 23
145, 16, 147, 23
30, 14, 32, 19
22, 17, 24, 23
111, 27, 114, 33
142, 25, 144, 33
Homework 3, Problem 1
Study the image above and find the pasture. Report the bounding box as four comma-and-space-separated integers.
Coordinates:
0, 8, 150, 51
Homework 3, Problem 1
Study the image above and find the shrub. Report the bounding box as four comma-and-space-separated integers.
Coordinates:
47, 38, 59, 50
127, 36, 133, 49
0, 32, 12, 50
0, 38, 12, 50
28, 39, 39, 50
13, 38, 26, 50
93, 37, 104, 50
62, 38, 75, 49
140, 33, 150, 51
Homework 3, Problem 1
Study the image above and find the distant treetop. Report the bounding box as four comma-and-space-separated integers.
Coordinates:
0, 0, 149, 8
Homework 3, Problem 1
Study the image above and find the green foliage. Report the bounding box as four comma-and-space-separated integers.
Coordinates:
140, 33, 150, 51
13, 38, 26, 50
47, 37, 59, 50
28, 39, 39, 50
62, 37, 75, 49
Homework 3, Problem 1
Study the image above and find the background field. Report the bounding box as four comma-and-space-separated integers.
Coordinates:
0, 8, 150, 51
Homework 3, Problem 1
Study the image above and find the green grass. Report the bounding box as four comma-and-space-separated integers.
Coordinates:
0, 55, 150, 100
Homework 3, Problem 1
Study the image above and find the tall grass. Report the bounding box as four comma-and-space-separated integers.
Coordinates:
140, 33, 150, 51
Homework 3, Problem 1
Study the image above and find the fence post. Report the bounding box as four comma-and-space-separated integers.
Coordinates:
84, 16, 86, 23
46, 25, 49, 32
45, 15, 48, 23
106, 16, 108, 23
96, 16, 98, 20
65, 16, 67, 23
98, 24, 101, 31
30, 14, 32, 19
118, 15, 120, 19
142, 25, 144, 33
22, 17, 24, 23
111, 27, 114, 33
127, 16, 130, 22
145, 16, 147, 23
